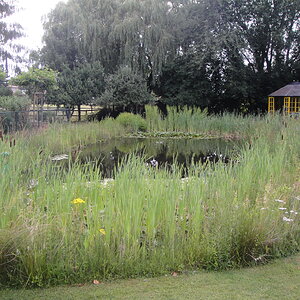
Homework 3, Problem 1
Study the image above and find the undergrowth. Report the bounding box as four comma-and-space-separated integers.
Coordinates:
0, 109, 299, 287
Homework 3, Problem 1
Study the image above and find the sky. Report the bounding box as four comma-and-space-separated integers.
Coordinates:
12, 0, 67, 50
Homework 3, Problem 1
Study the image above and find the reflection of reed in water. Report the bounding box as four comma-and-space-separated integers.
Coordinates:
76, 137, 241, 178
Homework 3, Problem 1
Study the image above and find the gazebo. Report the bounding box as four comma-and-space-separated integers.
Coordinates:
268, 82, 300, 114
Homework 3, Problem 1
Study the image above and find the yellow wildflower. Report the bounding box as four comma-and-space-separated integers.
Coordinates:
71, 198, 86, 204
99, 228, 106, 235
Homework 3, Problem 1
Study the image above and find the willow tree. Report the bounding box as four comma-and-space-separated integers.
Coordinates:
42, 0, 181, 84
107, 0, 179, 85
41, 1, 84, 71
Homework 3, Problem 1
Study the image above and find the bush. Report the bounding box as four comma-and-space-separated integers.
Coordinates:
0, 95, 31, 111
0, 95, 31, 132
0, 86, 13, 97
98, 66, 154, 110
116, 112, 147, 132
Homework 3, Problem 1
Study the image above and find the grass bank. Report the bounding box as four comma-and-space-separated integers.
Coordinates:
0, 109, 299, 287
1, 254, 299, 299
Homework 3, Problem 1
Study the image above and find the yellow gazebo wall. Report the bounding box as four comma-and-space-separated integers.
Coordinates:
268, 96, 300, 114
290, 97, 300, 113
268, 97, 275, 113
284, 97, 291, 114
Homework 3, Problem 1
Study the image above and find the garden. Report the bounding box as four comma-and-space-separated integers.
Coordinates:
0, 106, 299, 287
0, 0, 300, 294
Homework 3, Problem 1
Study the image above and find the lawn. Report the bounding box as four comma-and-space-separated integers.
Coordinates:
1, 254, 299, 299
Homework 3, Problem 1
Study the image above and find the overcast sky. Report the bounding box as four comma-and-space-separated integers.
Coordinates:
12, 0, 67, 50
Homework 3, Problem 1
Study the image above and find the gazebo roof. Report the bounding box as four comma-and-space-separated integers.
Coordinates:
269, 82, 300, 97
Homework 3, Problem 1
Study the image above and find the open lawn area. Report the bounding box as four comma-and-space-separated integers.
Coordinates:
1, 254, 299, 300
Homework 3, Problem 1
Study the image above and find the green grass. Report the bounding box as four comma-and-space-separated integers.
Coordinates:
0, 108, 299, 288
1, 254, 299, 299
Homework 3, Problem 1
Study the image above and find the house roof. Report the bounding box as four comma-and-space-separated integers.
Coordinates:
269, 82, 300, 97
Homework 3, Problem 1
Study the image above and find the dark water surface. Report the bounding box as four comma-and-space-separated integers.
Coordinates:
76, 137, 241, 177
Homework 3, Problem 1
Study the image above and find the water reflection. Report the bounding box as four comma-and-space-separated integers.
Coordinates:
77, 138, 241, 177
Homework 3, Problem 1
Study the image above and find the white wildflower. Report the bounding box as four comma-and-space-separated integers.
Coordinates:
274, 199, 285, 203
283, 217, 293, 222
150, 159, 158, 167
101, 178, 114, 187
278, 207, 287, 210
28, 179, 38, 189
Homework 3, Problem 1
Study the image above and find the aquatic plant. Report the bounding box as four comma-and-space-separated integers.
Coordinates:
0, 111, 299, 287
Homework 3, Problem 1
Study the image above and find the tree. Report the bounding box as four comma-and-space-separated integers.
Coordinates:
41, 0, 300, 113
0, 0, 23, 73
53, 61, 105, 121
157, 0, 300, 112
98, 66, 153, 112
10, 67, 58, 101
0, 66, 12, 96
41, 1, 84, 71
41, 0, 180, 84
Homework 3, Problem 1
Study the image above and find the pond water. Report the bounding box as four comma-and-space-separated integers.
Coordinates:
74, 137, 242, 177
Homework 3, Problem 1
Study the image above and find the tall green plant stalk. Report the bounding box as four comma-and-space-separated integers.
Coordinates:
0, 112, 299, 287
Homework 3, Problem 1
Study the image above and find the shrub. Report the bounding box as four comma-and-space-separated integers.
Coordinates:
0, 95, 31, 132
116, 112, 147, 132
98, 66, 154, 110
0, 86, 13, 97
0, 95, 31, 111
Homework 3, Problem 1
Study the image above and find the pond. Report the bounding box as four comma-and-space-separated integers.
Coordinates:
72, 137, 242, 177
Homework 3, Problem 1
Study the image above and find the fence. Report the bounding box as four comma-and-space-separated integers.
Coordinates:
0, 107, 98, 133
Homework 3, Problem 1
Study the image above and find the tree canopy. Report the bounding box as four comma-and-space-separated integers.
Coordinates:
42, 0, 179, 83
51, 61, 106, 120
0, 0, 23, 73
39, 0, 300, 113
10, 67, 58, 99
98, 66, 153, 111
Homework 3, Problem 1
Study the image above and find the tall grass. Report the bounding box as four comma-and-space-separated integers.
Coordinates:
16, 118, 126, 154
145, 105, 285, 139
0, 112, 299, 287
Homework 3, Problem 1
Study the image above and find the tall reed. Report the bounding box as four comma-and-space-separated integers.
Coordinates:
0, 112, 299, 287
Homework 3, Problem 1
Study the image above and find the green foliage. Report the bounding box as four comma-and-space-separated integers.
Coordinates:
50, 61, 105, 121
56, 62, 105, 105
41, 1, 83, 71
0, 68, 6, 81
0, 86, 12, 96
156, 0, 300, 111
116, 112, 147, 132
10, 68, 58, 98
0, 95, 31, 132
0, 68, 11, 96
1, 255, 300, 299
39, 0, 300, 112
0, 95, 31, 111
41, 0, 178, 82
0, 116, 299, 286
0, 1, 23, 70
99, 66, 153, 110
